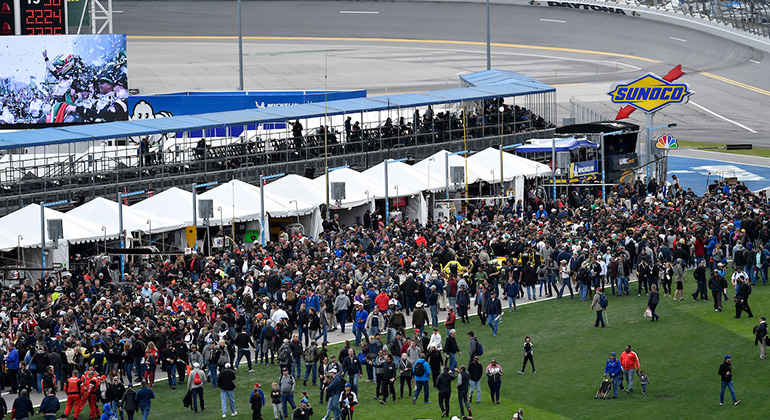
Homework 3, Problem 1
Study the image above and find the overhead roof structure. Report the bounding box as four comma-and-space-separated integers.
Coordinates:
0, 70, 555, 150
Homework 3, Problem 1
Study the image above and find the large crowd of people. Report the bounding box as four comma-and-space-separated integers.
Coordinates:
0, 176, 767, 420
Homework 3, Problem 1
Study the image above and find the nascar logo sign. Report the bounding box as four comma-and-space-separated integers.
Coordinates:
608, 73, 693, 114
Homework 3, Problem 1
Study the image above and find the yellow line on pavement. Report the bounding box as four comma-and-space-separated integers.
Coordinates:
699, 71, 770, 97
127, 35, 662, 63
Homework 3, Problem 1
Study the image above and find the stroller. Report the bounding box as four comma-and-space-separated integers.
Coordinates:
594, 378, 612, 399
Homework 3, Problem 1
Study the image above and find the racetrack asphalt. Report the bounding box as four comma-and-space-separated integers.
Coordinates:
116, 1, 769, 145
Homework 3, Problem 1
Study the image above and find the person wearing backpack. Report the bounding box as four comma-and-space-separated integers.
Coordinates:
412, 353, 431, 405
466, 331, 483, 367
187, 362, 207, 413
302, 341, 319, 387
590, 287, 606, 328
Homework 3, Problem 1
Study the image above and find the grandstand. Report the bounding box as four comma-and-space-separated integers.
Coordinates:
0, 70, 556, 215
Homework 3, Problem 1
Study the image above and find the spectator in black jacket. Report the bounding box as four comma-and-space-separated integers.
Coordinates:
12, 390, 33, 420
718, 355, 740, 406
709, 269, 727, 312
467, 357, 483, 404
288, 334, 303, 379
435, 366, 456, 418
122, 384, 138, 419
444, 329, 460, 372
234, 326, 254, 372
40, 366, 56, 396
218, 363, 237, 416
369, 353, 396, 404
108, 375, 126, 420
161, 343, 179, 390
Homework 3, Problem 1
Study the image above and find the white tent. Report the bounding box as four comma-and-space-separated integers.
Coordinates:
413, 150, 491, 188
67, 197, 185, 234
313, 168, 378, 208
467, 147, 552, 181
132, 187, 251, 226
264, 174, 325, 207
201, 179, 317, 219
0, 203, 120, 251
361, 160, 442, 196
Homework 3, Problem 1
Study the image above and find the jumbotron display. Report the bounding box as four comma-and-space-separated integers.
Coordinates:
0, 34, 127, 127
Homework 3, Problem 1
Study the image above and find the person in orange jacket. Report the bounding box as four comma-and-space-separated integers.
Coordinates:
64, 369, 83, 419
80, 368, 101, 420
619, 345, 640, 393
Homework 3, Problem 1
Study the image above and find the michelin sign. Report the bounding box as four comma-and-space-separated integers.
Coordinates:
608, 74, 693, 113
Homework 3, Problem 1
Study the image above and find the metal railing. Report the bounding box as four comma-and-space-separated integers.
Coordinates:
602, 0, 770, 38
0, 121, 555, 216
569, 97, 615, 124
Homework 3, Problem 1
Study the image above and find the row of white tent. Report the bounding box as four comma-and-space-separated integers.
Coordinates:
0, 148, 551, 251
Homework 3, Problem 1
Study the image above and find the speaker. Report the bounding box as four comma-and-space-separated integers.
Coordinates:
556, 152, 571, 170
450, 166, 464, 184
304, 167, 315, 178
48, 219, 63, 240
198, 199, 214, 219
331, 182, 346, 201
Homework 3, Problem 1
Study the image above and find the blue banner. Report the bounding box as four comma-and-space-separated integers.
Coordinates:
569, 160, 599, 179
127, 90, 366, 138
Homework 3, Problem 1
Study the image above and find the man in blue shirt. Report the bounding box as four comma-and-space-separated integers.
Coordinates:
135, 380, 155, 420
5, 342, 19, 393
353, 302, 369, 346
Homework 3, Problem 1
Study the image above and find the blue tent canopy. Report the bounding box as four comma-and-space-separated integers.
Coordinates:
515, 137, 598, 153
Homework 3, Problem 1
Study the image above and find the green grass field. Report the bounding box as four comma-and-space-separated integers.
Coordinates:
677, 140, 770, 158
144, 272, 770, 420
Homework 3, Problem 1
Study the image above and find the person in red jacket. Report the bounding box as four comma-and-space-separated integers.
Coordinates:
619, 345, 640, 393
374, 290, 390, 312
64, 369, 82, 418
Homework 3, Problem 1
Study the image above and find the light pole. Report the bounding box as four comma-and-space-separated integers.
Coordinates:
490, 169, 495, 196
394, 185, 399, 210
217, 206, 224, 230
192, 181, 218, 230
101, 226, 107, 254
237, 0, 244, 91
499, 106, 504, 198
17, 235, 22, 266
289, 200, 299, 224
645, 123, 677, 185
260, 173, 285, 246
385, 158, 408, 225
426, 157, 435, 191
146, 219, 152, 246
40, 199, 67, 269
598, 129, 632, 202
486, 0, 491, 70
118, 190, 145, 281
445, 150, 468, 200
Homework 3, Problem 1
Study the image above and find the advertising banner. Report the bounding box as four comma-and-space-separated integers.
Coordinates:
128, 90, 366, 138
0, 34, 127, 127
569, 160, 598, 179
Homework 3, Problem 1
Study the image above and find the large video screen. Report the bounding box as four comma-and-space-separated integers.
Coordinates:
0, 34, 127, 128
